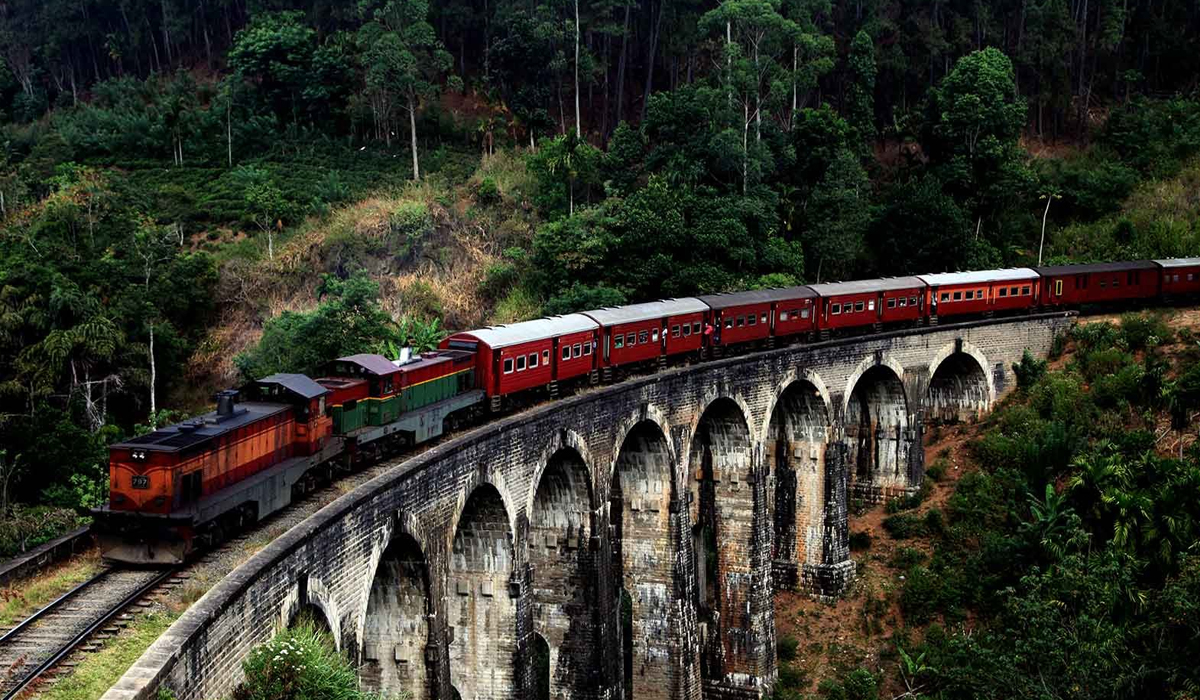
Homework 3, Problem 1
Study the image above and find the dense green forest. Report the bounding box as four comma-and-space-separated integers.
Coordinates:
2, 0, 1199, 553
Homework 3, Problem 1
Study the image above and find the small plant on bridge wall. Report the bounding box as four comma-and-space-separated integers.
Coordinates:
231, 621, 391, 700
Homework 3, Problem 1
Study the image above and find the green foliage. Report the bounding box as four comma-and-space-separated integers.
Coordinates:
234, 272, 399, 379
883, 513, 927, 539
819, 668, 878, 700
890, 546, 926, 569
232, 621, 379, 700
848, 530, 872, 551
777, 635, 799, 662
1012, 349, 1047, 390
0, 504, 88, 559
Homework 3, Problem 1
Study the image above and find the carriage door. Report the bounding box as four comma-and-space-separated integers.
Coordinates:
1054, 279, 1063, 298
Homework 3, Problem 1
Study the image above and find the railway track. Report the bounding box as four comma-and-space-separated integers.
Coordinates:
0, 568, 176, 699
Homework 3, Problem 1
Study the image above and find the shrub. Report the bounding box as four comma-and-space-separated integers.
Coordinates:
232, 622, 373, 700
1075, 346, 1135, 382
479, 261, 519, 301
926, 458, 948, 481
923, 508, 945, 535
849, 530, 872, 551
778, 635, 800, 662
891, 546, 926, 569
476, 176, 501, 205
1013, 349, 1048, 390
883, 513, 927, 539
1120, 312, 1173, 350
842, 669, 879, 700
1071, 321, 1123, 352
900, 566, 942, 624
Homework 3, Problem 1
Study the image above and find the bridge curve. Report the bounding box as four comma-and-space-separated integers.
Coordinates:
102, 313, 1073, 700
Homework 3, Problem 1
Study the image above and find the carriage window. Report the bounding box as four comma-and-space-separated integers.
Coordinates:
638, 331, 648, 344
652, 330, 660, 342
672, 325, 680, 337
1127, 271, 1135, 285
748, 314, 757, 326
1022, 286, 1031, 295
1175, 274, 1182, 282
529, 353, 538, 368
999, 287, 1008, 297
887, 298, 896, 308
1189, 274, 1195, 281
899, 298, 907, 307
940, 292, 950, 302
911, 296, 919, 305
953, 291, 962, 301
614, 335, 624, 349
584, 342, 592, 355
868, 300, 876, 311
504, 358, 514, 374
761, 313, 768, 324
1099, 279, 1107, 288
693, 322, 702, 334
724, 318, 733, 329
779, 311, 789, 321
627, 332, 636, 345
854, 301, 863, 312
964, 291, 974, 300
682, 324, 691, 337
800, 309, 810, 318
562, 346, 571, 360
543, 350, 549, 364
573, 343, 582, 358
1112, 277, 1119, 287
831, 303, 841, 315
516, 355, 526, 371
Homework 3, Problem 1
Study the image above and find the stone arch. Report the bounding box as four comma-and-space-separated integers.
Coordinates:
927, 341, 994, 423
448, 483, 516, 700
279, 574, 339, 649
766, 378, 832, 588
531, 632, 551, 700
528, 446, 593, 698
611, 419, 677, 699
687, 397, 757, 689
527, 428, 596, 516
841, 352, 908, 416
845, 361, 914, 500
360, 531, 432, 698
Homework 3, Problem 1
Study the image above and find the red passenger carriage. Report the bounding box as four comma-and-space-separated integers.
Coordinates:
1156, 258, 1200, 297
1036, 261, 1159, 306
442, 315, 600, 404
697, 288, 817, 348
583, 299, 708, 370
918, 269, 1039, 319
809, 278, 924, 332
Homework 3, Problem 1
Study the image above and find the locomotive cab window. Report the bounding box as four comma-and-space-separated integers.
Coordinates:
504, 358, 514, 374
383, 379, 394, 394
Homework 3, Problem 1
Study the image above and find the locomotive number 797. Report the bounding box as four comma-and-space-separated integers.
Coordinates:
131, 475, 150, 489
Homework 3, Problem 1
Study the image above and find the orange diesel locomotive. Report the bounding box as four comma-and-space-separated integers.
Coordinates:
97, 374, 337, 564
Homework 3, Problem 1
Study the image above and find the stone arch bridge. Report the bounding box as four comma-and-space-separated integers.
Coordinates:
104, 314, 1071, 700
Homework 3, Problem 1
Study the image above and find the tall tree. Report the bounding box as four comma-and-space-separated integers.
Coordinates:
845, 29, 876, 154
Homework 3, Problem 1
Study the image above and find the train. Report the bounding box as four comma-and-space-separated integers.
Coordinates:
94, 258, 1200, 564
